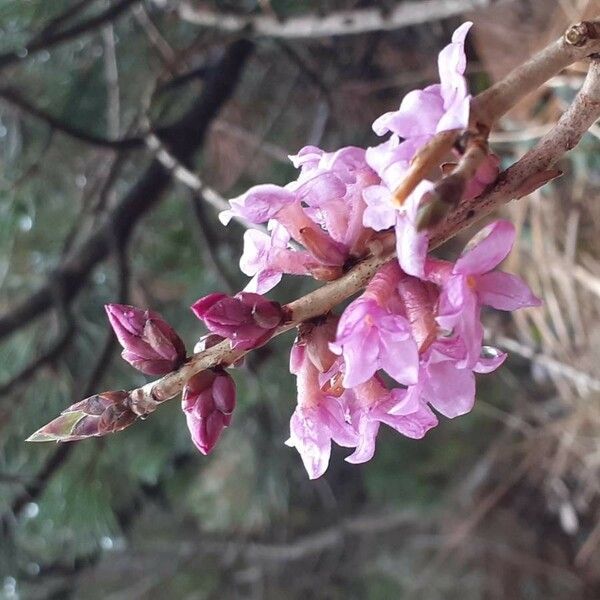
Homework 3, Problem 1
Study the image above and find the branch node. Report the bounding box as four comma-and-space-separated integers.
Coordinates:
565, 21, 600, 48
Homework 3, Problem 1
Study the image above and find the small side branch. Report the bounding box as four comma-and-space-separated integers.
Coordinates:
471, 20, 600, 128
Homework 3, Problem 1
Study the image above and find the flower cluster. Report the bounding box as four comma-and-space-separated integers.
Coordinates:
213, 21, 539, 478
283, 221, 539, 478
97, 22, 541, 479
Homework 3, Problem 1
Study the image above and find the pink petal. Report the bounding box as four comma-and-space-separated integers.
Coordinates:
396, 215, 429, 278
476, 270, 542, 311
454, 220, 516, 275
244, 270, 282, 294
362, 185, 397, 231
229, 184, 295, 224
294, 172, 346, 207
438, 22, 472, 105
239, 229, 270, 276
377, 405, 438, 439
373, 87, 444, 138
341, 328, 380, 388
286, 407, 332, 479
424, 361, 475, 418
345, 419, 380, 464
379, 334, 419, 386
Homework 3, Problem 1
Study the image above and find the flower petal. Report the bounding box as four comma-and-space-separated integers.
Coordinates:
424, 361, 475, 418
454, 220, 516, 275
476, 270, 542, 310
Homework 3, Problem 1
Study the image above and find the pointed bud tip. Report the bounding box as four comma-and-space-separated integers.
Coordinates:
26, 430, 59, 443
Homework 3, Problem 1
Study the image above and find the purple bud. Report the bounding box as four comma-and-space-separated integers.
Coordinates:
182, 369, 236, 455
105, 304, 186, 375
191, 292, 285, 350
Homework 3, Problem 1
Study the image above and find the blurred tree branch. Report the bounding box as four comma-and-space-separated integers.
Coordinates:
179, 0, 494, 38
30, 0, 96, 43
0, 87, 144, 150
0, 39, 253, 342
0, 0, 141, 71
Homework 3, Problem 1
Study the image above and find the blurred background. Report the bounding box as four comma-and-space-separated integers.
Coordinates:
1, 0, 599, 598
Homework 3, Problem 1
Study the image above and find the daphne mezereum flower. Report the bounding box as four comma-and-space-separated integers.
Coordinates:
289, 145, 379, 255
390, 339, 507, 419
371, 21, 472, 142
182, 369, 236, 455
427, 220, 541, 369
330, 262, 419, 388
286, 340, 357, 479
191, 292, 284, 350
221, 178, 347, 267
240, 221, 341, 294
105, 303, 186, 375
341, 375, 438, 465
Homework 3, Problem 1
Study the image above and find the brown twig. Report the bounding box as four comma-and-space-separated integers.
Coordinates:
391, 130, 460, 207
415, 134, 489, 231
471, 20, 600, 129
32, 57, 600, 440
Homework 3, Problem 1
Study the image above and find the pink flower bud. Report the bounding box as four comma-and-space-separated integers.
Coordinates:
191, 292, 285, 350
182, 369, 236, 455
105, 304, 186, 375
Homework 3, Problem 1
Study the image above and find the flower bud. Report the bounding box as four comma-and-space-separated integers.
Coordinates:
182, 369, 236, 455
105, 304, 186, 375
191, 292, 284, 350
27, 391, 137, 442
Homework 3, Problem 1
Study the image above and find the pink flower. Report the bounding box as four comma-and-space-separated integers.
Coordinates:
371, 22, 472, 140
330, 263, 419, 388
295, 146, 378, 255
182, 369, 236, 455
363, 180, 434, 278
392, 340, 506, 419
191, 292, 284, 350
342, 376, 438, 464
429, 221, 541, 368
222, 178, 347, 267
105, 304, 186, 375
286, 341, 357, 479
240, 222, 341, 294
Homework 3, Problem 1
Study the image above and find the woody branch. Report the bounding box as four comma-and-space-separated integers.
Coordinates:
29, 21, 600, 440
